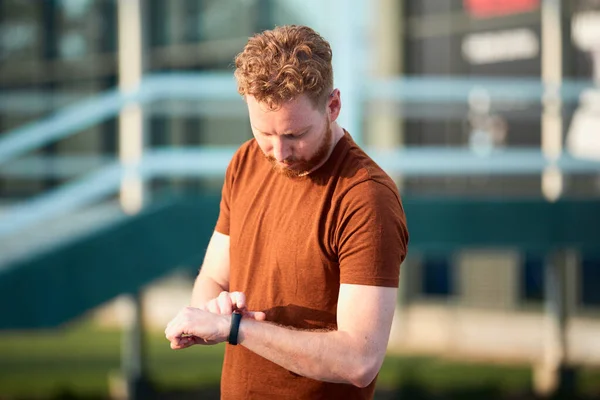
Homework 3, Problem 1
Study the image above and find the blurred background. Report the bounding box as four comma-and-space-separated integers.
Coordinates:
1, 0, 600, 399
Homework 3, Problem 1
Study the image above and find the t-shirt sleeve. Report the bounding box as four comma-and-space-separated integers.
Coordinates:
336, 180, 409, 287
214, 157, 236, 236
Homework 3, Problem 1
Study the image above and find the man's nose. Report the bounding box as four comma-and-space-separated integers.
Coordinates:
272, 137, 291, 162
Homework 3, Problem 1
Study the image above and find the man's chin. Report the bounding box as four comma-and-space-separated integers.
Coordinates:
272, 163, 309, 179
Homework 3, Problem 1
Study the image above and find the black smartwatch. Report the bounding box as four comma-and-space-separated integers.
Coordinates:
228, 311, 242, 345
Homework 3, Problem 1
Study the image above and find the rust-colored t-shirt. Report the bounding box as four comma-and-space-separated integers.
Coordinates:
215, 131, 408, 400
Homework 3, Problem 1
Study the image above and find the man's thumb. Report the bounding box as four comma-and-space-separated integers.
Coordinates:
245, 311, 267, 321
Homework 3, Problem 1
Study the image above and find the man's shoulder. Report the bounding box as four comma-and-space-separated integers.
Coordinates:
234, 137, 259, 159
229, 138, 260, 170
334, 137, 399, 200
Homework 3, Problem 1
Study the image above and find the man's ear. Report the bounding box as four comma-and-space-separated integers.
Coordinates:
327, 89, 341, 122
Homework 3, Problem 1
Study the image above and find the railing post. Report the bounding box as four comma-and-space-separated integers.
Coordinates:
118, 0, 147, 215
329, 0, 366, 146
122, 291, 151, 400
534, 250, 577, 397
541, 0, 566, 202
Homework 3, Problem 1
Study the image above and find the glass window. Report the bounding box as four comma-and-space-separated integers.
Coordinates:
0, 0, 42, 63
521, 253, 544, 302
422, 255, 453, 296
581, 257, 600, 306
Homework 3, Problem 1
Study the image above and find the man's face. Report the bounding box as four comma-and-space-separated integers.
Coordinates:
247, 94, 332, 178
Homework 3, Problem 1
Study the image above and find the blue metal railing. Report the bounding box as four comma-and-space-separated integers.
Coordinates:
1, 73, 597, 166
2, 145, 599, 240
1, 72, 599, 240
0, 73, 238, 166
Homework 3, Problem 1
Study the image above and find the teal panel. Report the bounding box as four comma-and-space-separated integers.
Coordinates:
403, 198, 600, 253
0, 194, 221, 330
1, 195, 599, 330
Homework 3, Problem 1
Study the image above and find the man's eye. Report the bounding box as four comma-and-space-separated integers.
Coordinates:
293, 131, 307, 139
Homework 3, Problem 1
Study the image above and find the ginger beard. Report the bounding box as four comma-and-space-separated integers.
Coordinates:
266, 119, 332, 179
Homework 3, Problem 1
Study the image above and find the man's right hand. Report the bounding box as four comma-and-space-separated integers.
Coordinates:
202, 291, 266, 321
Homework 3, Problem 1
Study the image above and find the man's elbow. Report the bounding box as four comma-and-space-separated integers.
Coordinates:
348, 355, 383, 388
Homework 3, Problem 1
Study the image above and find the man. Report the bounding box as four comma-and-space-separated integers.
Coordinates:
165, 25, 409, 399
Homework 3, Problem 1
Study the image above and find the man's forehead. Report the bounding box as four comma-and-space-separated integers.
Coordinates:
248, 96, 318, 129
246, 94, 315, 112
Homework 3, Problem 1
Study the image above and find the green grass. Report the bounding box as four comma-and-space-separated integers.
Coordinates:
0, 321, 224, 399
378, 356, 532, 392
0, 320, 599, 399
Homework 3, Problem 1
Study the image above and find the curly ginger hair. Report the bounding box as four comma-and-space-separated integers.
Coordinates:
234, 25, 334, 110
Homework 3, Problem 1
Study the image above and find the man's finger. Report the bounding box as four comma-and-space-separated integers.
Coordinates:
165, 315, 177, 334
206, 299, 221, 314
170, 339, 186, 350
230, 291, 247, 310
170, 335, 195, 349
217, 292, 233, 314
164, 322, 176, 340
244, 310, 266, 321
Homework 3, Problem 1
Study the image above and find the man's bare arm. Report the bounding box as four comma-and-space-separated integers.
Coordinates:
167, 283, 397, 387
236, 284, 396, 387
190, 231, 231, 308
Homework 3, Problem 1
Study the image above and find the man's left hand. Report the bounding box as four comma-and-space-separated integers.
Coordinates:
165, 306, 229, 349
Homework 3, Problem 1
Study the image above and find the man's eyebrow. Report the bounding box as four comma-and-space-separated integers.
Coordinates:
251, 125, 312, 136
250, 125, 271, 135
282, 126, 312, 136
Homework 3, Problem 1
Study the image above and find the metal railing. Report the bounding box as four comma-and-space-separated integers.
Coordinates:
1, 72, 599, 238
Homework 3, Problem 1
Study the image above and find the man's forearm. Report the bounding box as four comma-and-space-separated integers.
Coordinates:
237, 319, 383, 388
167, 285, 396, 386
190, 273, 227, 308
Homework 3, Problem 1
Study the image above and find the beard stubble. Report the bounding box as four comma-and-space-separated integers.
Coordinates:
266, 119, 332, 179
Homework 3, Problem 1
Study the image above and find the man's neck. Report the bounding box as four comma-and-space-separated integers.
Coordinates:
303, 122, 345, 176
328, 122, 345, 158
